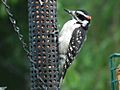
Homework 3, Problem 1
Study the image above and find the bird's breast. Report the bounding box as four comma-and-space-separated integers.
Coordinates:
59, 20, 81, 54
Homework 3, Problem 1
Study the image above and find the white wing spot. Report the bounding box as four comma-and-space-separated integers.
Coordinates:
68, 53, 71, 57
76, 38, 79, 40
80, 36, 82, 39
72, 41, 74, 44
70, 46, 73, 51
78, 40, 81, 44
73, 46, 75, 48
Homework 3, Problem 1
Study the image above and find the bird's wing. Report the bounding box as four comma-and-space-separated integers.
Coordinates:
61, 27, 87, 80
66, 27, 86, 65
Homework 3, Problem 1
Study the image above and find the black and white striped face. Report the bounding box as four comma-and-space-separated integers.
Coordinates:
64, 9, 91, 30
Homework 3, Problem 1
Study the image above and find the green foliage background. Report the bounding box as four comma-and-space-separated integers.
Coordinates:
0, 0, 120, 90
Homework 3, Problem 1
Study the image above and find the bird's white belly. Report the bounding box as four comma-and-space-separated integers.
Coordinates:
59, 19, 81, 54
59, 31, 73, 54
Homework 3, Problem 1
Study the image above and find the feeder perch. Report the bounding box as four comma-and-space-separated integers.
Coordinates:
109, 53, 120, 90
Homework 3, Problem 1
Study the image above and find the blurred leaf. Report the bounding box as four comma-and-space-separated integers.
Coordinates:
0, 4, 7, 18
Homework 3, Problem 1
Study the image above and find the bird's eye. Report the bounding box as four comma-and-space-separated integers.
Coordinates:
76, 13, 85, 21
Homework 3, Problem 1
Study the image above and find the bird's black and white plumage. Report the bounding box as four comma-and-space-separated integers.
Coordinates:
59, 9, 91, 83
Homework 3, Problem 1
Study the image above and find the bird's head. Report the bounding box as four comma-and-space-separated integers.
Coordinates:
64, 9, 91, 30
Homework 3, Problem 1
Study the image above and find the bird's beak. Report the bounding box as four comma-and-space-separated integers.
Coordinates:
86, 16, 92, 20
64, 9, 73, 14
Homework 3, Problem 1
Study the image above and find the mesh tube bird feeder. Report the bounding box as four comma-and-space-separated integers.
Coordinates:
109, 53, 120, 90
28, 0, 59, 89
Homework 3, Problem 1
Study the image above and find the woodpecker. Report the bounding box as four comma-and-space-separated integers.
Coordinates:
59, 9, 91, 82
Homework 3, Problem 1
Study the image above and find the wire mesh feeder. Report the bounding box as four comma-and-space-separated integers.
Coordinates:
2, 0, 60, 89
109, 53, 120, 90
28, 0, 59, 90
